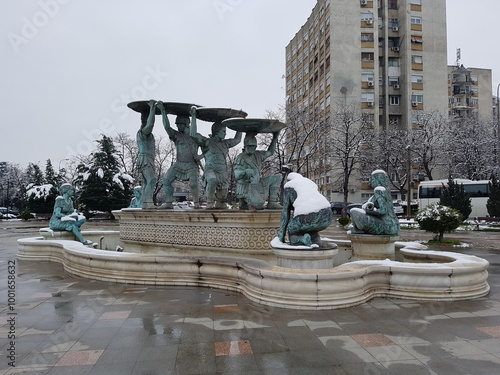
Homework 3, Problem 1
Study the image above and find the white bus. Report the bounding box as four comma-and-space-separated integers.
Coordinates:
418, 179, 490, 218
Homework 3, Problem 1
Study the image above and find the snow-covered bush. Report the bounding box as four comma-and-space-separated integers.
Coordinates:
416, 203, 463, 242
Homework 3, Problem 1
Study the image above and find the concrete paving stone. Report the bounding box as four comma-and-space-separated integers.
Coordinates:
381, 359, 436, 374
215, 353, 260, 372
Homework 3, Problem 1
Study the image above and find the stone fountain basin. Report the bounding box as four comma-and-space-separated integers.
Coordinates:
17, 231, 489, 310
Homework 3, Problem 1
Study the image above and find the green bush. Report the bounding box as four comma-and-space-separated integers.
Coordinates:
416, 204, 462, 242
440, 177, 472, 220
20, 210, 35, 221
338, 216, 350, 227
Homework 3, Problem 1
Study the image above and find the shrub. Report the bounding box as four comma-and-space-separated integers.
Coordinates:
338, 216, 350, 227
487, 175, 500, 217
439, 177, 472, 220
416, 203, 462, 242
20, 210, 35, 221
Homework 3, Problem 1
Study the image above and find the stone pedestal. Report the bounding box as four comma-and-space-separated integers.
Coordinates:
112, 209, 281, 257
40, 228, 76, 241
348, 233, 399, 261
272, 246, 338, 269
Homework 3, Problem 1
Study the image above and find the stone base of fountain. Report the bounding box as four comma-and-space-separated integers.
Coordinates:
272, 247, 339, 269
17, 232, 490, 310
113, 208, 281, 259
348, 233, 399, 261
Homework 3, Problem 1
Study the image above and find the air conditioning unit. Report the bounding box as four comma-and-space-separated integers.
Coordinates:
366, 19, 373, 24
394, 84, 400, 89
393, 47, 400, 52
412, 102, 418, 106
367, 81, 374, 87
392, 26, 399, 31
360, 0, 368, 5
367, 101, 374, 106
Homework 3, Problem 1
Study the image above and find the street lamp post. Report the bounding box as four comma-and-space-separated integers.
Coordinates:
497, 83, 500, 174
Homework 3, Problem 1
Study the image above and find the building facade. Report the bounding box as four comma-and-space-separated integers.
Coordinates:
447, 65, 493, 122
285, 0, 448, 202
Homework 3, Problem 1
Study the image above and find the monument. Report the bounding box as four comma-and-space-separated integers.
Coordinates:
19, 109, 490, 310
272, 172, 337, 269
128, 100, 157, 208
48, 183, 91, 245
224, 118, 285, 210
158, 101, 202, 209
189, 107, 246, 209
348, 169, 400, 260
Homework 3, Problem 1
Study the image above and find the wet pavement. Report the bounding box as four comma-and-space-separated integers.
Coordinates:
1, 220, 500, 374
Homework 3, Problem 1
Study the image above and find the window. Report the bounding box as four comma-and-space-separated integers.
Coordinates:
389, 117, 399, 126
361, 12, 373, 22
388, 76, 399, 86
361, 93, 375, 103
388, 19, 399, 28
388, 0, 397, 9
411, 94, 423, 104
411, 16, 422, 25
412, 55, 423, 64
388, 37, 399, 48
361, 52, 374, 61
410, 0, 421, 4
389, 96, 400, 105
362, 113, 375, 123
388, 57, 399, 67
361, 33, 374, 42
362, 72, 375, 82
411, 74, 423, 83
411, 35, 423, 44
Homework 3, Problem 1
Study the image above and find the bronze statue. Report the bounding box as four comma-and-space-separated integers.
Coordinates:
135, 100, 157, 208
234, 133, 282, 210
190, 107, 242, 209
157, 101, 201, 209
278, 173, 333, 247
349, 170, 400, 235
49, 183, 91, 245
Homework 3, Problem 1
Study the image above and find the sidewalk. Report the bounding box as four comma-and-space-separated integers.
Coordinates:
1, 220, 500, 374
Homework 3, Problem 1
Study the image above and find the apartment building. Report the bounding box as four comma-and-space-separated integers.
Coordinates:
285, 0, 448, 202
448, 65, 493, 121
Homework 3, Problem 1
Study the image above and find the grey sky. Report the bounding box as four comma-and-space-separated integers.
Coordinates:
1, 0, 498, 169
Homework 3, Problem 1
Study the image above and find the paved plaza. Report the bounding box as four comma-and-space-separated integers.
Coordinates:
1, 220, 500, 374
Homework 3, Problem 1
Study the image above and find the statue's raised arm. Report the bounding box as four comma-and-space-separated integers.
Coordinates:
157, 101, 175, 139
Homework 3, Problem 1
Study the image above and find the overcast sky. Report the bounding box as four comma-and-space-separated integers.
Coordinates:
1, 0, 498, 169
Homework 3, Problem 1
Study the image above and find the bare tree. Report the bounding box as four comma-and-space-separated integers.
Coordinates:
410, 111, 449, 180
113, 132, 139, 178
153, 135, 176, 204
328, 99, 369, 208
264, 106, 327, 176
447, 117, 496, 180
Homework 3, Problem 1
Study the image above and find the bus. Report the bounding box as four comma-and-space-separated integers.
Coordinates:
418, 179, 490, 218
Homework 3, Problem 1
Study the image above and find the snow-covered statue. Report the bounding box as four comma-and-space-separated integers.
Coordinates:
349, 169, 400, 235
49, 183, 91, 245
277, 173, 333, 247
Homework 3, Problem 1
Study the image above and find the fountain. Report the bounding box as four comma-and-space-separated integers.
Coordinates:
17, 101, 490, 310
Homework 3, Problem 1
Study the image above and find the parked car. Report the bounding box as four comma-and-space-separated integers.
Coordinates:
392, 202, 404, 215
341, 203, 363, 217
330, 202, 351, 214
